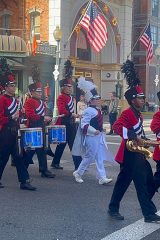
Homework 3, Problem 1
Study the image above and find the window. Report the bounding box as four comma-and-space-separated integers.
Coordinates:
152, 0, 159, 17
2, 14, 11, 35
77, 30, 91, 61
30, 12, 40, 41
151, 25, 158, 47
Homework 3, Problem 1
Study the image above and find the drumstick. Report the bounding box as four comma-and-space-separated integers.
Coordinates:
49, 114, 65, 124
52, 114, 65, 119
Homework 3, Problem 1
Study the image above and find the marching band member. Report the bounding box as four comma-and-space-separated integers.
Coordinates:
50, 60, 82, 170
150, 91, 160, 195
0, 58, 36, 190
72, 77, 113, 184
108, 60, 160, 223
24, 82, 55, 178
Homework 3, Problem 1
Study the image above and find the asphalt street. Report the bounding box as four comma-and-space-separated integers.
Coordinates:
0, 117, 160, 240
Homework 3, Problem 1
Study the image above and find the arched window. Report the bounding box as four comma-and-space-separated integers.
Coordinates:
29, 7, 42, 42
77, 30, 91, 61
0, 9, 12, 35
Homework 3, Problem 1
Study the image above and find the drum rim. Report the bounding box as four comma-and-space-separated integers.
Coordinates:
20, 127, 42, 131
46, 125, 66, 128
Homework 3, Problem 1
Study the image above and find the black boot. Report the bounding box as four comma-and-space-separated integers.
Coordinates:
144, 213, 160, 222
41, 170, 56, 178
108, 210, 124, 220
20, 181, 36, 191
51, 164, 63, 169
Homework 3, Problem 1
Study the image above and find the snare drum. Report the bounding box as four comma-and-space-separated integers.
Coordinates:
20, 128, 43, 150
46, 125, 66, 144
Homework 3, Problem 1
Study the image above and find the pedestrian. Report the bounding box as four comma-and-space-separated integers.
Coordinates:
50, 60, 82, 170
77, 94, 87, 116
0, 58, 36, 190
150, 91, 160, 195
73, 77, 113, 185
107, 91, 119, 135
24, 82, 55, 178
108, 59, 160, 223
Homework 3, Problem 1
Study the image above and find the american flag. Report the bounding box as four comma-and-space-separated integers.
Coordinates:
79, 0, 108, 53
139, 24, 153, 62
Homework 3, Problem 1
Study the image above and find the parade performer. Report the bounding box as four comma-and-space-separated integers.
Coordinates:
108, 59, 160, 223
24, 82, 55, 178
50, 60, 82, 170
150, 91, 160, 194
0, 58, 36, 190
73, 77, 113, 184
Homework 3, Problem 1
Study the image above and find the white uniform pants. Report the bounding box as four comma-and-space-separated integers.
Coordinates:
76, 134, 109, 179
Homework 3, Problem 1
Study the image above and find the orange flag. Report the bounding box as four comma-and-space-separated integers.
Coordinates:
32, 35, 38, 56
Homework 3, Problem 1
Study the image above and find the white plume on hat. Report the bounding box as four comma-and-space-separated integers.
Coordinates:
77, 77, 100, 102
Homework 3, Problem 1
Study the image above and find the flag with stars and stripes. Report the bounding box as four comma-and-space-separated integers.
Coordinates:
139, 24, 153, 63
79, 0, 108, 53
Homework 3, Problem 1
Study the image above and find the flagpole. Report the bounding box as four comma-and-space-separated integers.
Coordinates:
127, 22, 149, 58
64, 0, 92, 48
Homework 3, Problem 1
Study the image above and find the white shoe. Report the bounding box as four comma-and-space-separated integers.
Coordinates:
73, 171, 84, 183
99, 177, 112, 185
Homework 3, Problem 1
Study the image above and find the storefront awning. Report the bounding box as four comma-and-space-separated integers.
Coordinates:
7, 59, 25, 70
0, 35, 28, 57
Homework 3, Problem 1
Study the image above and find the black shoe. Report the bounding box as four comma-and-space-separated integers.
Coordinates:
50, 164, 63, 170
20, 182, 36, 191
0, 182, 4, 188
41, 170, 56, 178
108, 210, 124, 220
144, 213, 160, 222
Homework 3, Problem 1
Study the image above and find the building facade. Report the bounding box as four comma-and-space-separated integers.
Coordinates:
49, 0, 133, 102
24, 0, 56, 103
0, 0, 56, 104
0, 0, 134, 108
0, 0, 27, 95
132, 0, 160, 105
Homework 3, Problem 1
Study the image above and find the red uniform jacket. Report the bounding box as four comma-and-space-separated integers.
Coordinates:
24, 97, 45, 128
56, 93, 74, 125
150, 111, 160, 161
0, 94, 19, 130
113, 107, 144, 163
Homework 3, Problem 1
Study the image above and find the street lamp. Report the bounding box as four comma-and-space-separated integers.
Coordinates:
53, 25, 62, 119
154, 46, 160, 106
115, 72, 122, 99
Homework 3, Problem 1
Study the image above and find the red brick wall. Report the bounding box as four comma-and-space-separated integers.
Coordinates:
25, 0, 49, 42
0, 0, 49, 42
0, 0, 25, 38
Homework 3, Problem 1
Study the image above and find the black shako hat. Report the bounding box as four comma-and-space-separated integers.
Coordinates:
121, 59, 145, 104
59, 59, 73, 87
28, 82, 42, 92
0, 58, 15, 87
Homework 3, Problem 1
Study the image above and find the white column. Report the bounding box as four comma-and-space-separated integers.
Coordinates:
119, 0, 133, 62
49, 0, 61, 45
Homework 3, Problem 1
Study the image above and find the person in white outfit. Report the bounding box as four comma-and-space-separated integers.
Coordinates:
73, 78, 113, 185
77, 94, 87, 116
